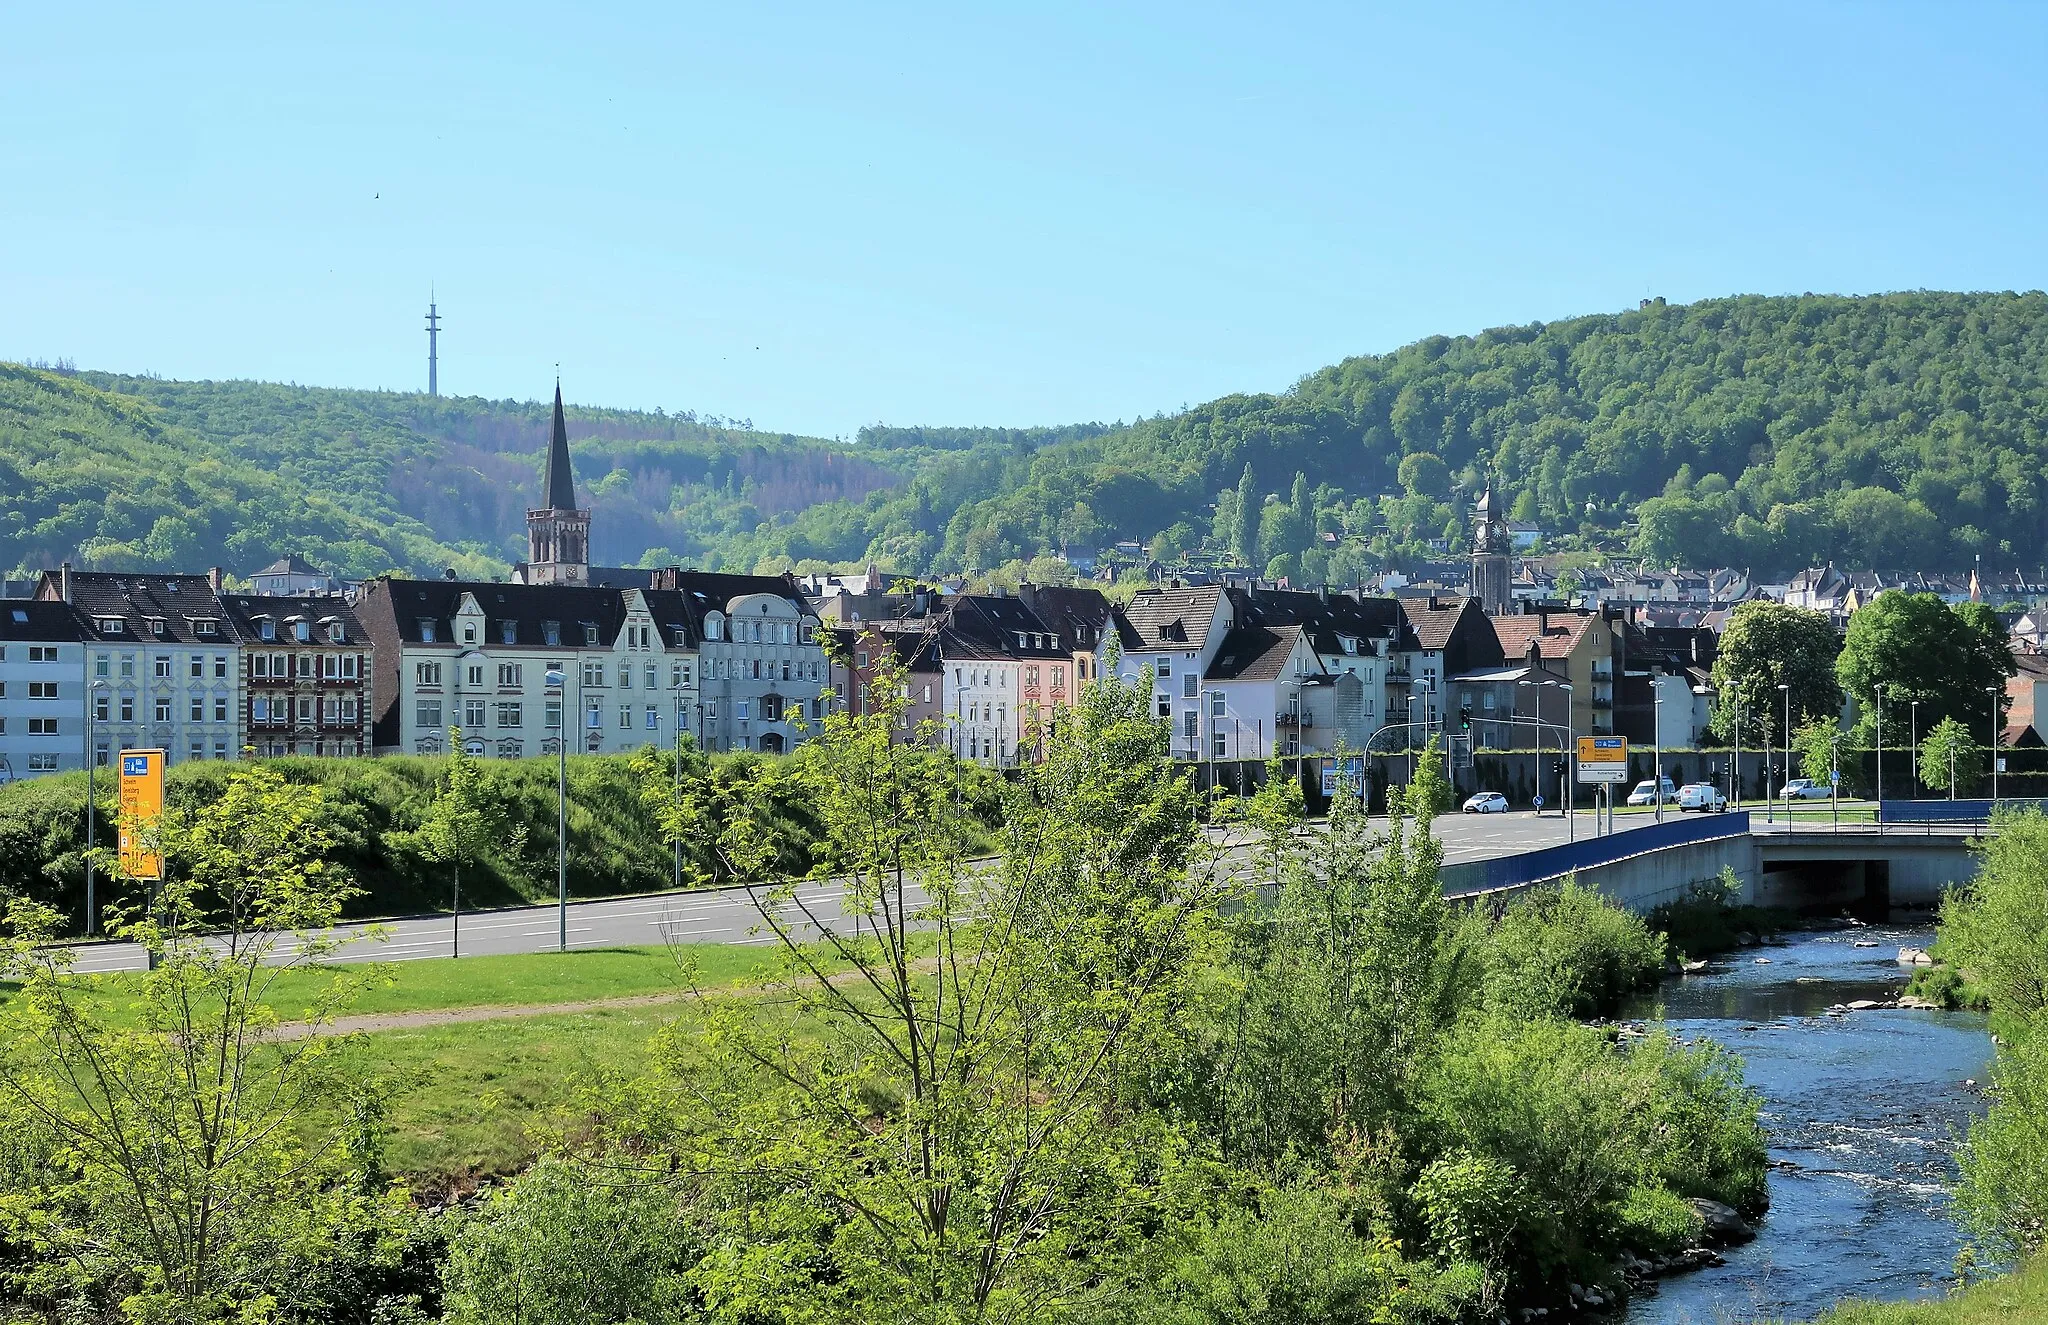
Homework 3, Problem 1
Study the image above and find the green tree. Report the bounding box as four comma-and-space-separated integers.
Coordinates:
1707, 601, 1843, 747
1398, 452, 1450, 501
404, 727, 525, 958
1836, 592, 2016, 743
0, 764, 381, 1319
1233, 462, 1259, 565
627, 646, 1235, 1322
1794, 718, 1839, 788
1919, 716, 1981, 799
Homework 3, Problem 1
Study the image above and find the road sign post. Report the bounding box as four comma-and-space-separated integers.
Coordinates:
117, 749, 165, 883
1577, 736, 1628, 834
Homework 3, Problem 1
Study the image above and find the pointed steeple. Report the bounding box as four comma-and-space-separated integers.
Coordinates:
544, 381, 575, 511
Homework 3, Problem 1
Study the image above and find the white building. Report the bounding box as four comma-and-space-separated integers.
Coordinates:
0, 601, 91, 781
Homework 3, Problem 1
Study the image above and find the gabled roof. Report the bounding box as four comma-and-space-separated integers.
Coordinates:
938, 595, 1069, 662
359, 578, 630, 648
1490, 611, 1601, 662
1205, 624, 1306, 682
219, 594, 367, 645
40, 572, 237, 645
1015, 584, 1116, 651
254, 554, 326, 578
1237, 588, 1412, 655
1400, 595, 1479, 652
1120, 585, 1223, 652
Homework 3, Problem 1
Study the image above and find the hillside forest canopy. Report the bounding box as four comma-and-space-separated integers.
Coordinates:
7, 290, 2048, 583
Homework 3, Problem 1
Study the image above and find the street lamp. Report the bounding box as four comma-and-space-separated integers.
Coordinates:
1776, 682, 1791, 826
1873, 685, 1884, 830
545, 668, 568, 952
1910, 699, 1920, 794
1517, 677, 1574, 841
1989, 685, 2002, 805
1652, 686, 1665, 824
85, 678, 109, 936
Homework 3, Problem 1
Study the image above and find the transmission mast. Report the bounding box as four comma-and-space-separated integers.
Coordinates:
425, 294, 441, 396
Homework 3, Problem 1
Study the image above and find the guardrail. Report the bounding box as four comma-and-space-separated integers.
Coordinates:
1445, 810, 1752, 898
1878, 798, 2048, 824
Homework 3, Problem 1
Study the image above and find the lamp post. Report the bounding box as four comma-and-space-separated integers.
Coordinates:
1652, 686, 1665, 824
1518, 677, 1574, 841
1874, 686, 1884, 830
85, 678, 108, 936
1910, 700, 1920, 794
546, 668, 568, 952
1989, 685, 2002, 805
1777, 682, 1791, 825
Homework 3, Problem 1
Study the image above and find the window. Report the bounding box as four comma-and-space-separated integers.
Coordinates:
190, 741, 203, 762
214, 740, 228, 760
671, 661, 686, 688
462, 623, 476, 644
299, 697, 315, 723
416, 700, 443, 728
781, 660, 791, 680
1183, 673, 1198, 699
154, 656, 172, 678
190, 654, 203, 678
214, 697, 227, 722
28, 716, 57, 737
645, 662, 657, 690
190, 697, 204, 721
1025, 665, 1039, 687
645, 705, 659, 730
751, 659, 762, 679
545, 700, 563, 729
922, 684, 932, 703
259, 619, 276, 641
97, 617, 124, 635
214, 655, 228, 678
705, 615, 722, 641
543, 620, 562, 647
545, 663, 564, 687
94, 744, 109, 767
618, 704, 632, 729
28, 754, 58, 772
94, 693, 109, 722
496, 663, 522, 687
582, 660, 605, 687
583, 622, 600, 645
1210, 692, 1226, 718
293, 621, 310, 643
704, 701, 717, 724
419, 619, 438, 643
120, 654, 135, 678
736, 700, 751, 722
148, 619, 165, 637
253, 697, 270, 723
28, 646, 57, 663
95, 653, 109, 678
342, 654, 357, 679
154, 698, 171, 723
496, 702, 523, 728
1213, 731, 1227, 757
341, 698, 356, 723
120, 696, 135, 722
322, 697, 339, 725
856, 651, 869, 669
466, 665, 484, 687
328, 622, 345, 643
321, 654, 339, 680
464, 699, 486, 728
1156, 694, 1170, 718
761, 695, 782, 722
585, 699, 602, 729
1182, 710, 1198, 739
619, 662, 632, 688
196, 619, 217, 638
500, 620, 517, 645
28, 682, 57, 700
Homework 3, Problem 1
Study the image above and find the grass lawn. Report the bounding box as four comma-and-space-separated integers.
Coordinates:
1810, 1256, 2048, 1322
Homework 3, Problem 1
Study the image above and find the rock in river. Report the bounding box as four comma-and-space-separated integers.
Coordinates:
1686, 1198, 1756, 1246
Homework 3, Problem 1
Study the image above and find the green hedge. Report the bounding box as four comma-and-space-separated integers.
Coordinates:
0, 751, 1006, 935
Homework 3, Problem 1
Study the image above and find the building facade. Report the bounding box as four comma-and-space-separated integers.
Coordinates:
0, 601, 91, 780
219, 595, 372, 756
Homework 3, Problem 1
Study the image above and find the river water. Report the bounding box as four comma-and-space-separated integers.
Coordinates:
1619, 927, 1993, 1324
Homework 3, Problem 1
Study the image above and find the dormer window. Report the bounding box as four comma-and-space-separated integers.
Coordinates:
500, 620, 518, 645
194, 620, 218, 637
582, 622, 599, 645
543, 620, 561, 647
419, 619, 438, 643
462, 624, 476, 644
96, 617, 123, 635
327, 622, 345, 643
293, 621, 310, 643
259, 619, 276, 641
147, 618, 165, 637
705, 614, 723, 641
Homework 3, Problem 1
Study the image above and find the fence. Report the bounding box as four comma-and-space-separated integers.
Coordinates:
1443, 810, 1752, 898
1878, 799, 2048, 824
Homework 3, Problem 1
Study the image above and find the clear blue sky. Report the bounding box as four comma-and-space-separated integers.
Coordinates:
5, 2, 2045, 438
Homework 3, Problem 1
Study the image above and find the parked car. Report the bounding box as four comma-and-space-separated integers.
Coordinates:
1780, 778, 1832, 800
1625, 776, 1677, 806
1461, 791, 1509, 814
1677, 782, 1726, 812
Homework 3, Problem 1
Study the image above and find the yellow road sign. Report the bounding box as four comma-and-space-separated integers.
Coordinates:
118, 748, 165, 881
1576, 735, 1629, 785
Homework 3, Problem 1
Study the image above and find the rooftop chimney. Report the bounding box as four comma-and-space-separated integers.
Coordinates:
207, 566, 223, 593
444, 567, 458, 581
59, 561, 71, 604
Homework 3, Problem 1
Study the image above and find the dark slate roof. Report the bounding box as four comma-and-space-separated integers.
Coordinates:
218, 594, 368, 646
642, 571, 819, 640
1120, 585, 1223, 651
1237, 588, 1412, 654
41, 572, 238, 645
359, 578, 629, 648
542, 383, 577, 511
254, 554, 326, 578
0, 599, 90, 642
1204, 624, 1303, 682
937, 595, 1069, 662
1015, 583, 1116, 651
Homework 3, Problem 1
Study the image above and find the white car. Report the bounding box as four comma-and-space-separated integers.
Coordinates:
1625, 777, 1677, 807
1780, 778, 1832, 800
1461, 792, 1509, 814
1677, 782, 1726, 812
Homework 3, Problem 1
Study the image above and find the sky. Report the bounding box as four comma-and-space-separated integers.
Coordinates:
5, 2, 2046, 438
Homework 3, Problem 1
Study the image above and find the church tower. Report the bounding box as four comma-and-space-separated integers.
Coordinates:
526, 383, 591, 585
1470, 483, 1512, 615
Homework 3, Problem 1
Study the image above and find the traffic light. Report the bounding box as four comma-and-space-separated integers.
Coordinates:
1459, 703, 1472, 732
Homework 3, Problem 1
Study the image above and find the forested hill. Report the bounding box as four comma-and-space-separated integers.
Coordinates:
6, 290, 2047, 582
741, 290, 2048, 583
0, 368, 885, 578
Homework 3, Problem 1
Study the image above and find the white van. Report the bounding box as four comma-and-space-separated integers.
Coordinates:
1677, 782, 1726, 812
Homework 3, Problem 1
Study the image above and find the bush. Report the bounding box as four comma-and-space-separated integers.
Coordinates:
1905, 961, 1989, 1011
1958, 1017, 2048, 1259
1614, 1183, 1704, 1256
1481, 880, 1666, 1019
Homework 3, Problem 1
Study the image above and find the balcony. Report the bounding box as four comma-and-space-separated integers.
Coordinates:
1276, 711, 1314, 728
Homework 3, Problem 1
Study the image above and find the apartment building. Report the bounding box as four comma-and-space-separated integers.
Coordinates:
0, 601, 91, 779
648, 571, 826, 754
39, 569, 244, 767
218, 595, 372, 756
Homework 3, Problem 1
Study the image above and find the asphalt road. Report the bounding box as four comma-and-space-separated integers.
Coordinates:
63, 808, 1695, 974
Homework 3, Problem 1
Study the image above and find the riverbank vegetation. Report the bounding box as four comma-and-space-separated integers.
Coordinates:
0, 660, 1766, 1323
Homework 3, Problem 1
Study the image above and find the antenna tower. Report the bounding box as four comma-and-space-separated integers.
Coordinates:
425, 294, 441, 396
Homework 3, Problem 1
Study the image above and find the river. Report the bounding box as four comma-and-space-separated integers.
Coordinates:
1619, 926, 1993, 1324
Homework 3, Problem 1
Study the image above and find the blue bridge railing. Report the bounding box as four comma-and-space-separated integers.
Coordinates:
1445, 811, 1752, 898
1879, 799, 2048, 824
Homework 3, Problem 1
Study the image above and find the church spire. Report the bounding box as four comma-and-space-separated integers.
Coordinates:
544, 381, 575, 510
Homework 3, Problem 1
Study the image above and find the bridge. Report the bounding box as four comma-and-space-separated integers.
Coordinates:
1441, 807, 1991, 917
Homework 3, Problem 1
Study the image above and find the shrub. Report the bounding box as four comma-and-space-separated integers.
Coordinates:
1958, 1016, 2048, 1258
1481, 880, 1666, 1019
1614, 1182, 1703, 1256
